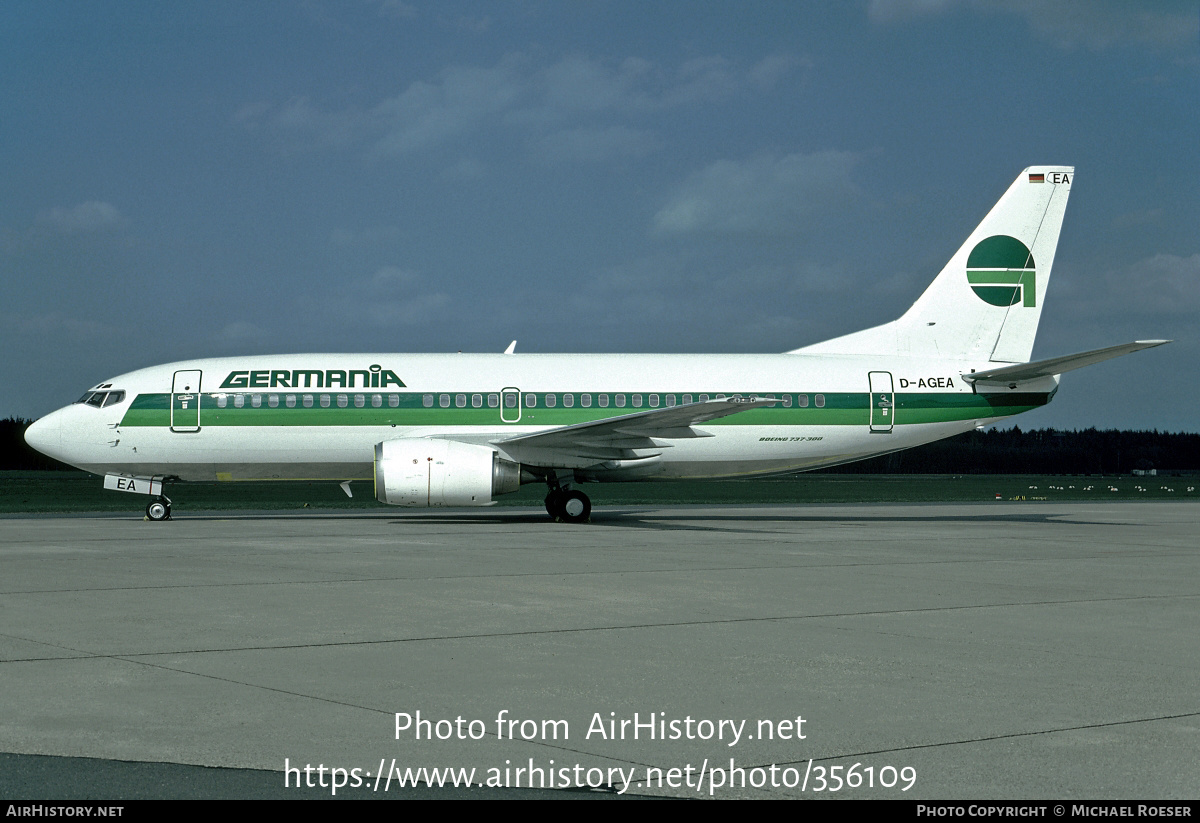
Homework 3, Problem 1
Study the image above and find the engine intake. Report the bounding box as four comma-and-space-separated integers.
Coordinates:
374, 439, 521, 507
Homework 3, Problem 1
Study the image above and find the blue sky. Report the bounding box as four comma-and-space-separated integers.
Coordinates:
2, 1, 1197, 430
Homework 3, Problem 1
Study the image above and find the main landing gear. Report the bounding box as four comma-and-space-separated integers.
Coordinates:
145, 495, 172, 521
544, 472, 591, 524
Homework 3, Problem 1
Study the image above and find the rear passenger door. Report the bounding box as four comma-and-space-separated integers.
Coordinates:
869, 371, 894, 434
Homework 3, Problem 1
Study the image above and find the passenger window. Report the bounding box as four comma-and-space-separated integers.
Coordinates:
354, 394, 365, 408
666, 394, 676, 406
683, 394, 693, 404
320, 395, 331, 408
545, 394, 556, 408
782, 395, 792, 407
525, 394, 536, 408
234, 394, 245, 408
581, 394, 592, 408
216, 395, 228, 409
423, 394, 434, 408
285, 395, 296, 408
251, 394, 262, 408
337, 394, 348, 408
615, 394, 626, 408
798, 394, 809, 407
649, 394, 659, 407
303, 395, 314, 408
505, 394, 517, 408
598, 394, 609, 408
488, 394, 499, 408
389, 395, 400, 408
372, 394, 383, 408
471, 394, 482, 408
699, 394, 709, 402
455, 394, 466, 408
815, 394, 825, 408
438, 394, 449, 408
563, 394, 574, 407
268, 394, 279, 408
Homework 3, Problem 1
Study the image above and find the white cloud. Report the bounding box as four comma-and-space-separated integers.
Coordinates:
363, 291, 451, 325
446, 13, 490, 34
749, 54, 806, 87
867, 0, 959, 23
534, 53, 797, 115
869, 0, 1197, 51
368, 265, 422, 292
235, 95, 371, 153
442, 157, 487, 180
1122, 253, 1200, 314
3, 311, 110, 338
653, 151, 862, 236
37, 202, 124, 234
329, 225, 402, 247
376, 0, 417, 20
371, 58, 527, 156
1111, 208, 1165, 230
239, 52, 801, 159
1001, 0, 1197, 52
538, 55, 653, 114
213, 321, 269, 346
274, 96, 364, 148
292, 265, 450, 329
534, 126, 660, 164
537, 250, 877, 354
1059, 252, 1200, 318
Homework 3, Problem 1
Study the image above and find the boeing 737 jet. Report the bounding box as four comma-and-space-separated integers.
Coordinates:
24, 167, 1168, 522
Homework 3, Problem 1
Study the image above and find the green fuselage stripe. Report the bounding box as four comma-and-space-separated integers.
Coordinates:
118, 391, 1050, 428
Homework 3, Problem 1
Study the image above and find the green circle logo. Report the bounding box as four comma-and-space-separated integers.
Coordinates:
966, 235, 1036, 307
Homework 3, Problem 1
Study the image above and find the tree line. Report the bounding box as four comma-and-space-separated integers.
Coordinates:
3, 416, 1198, 474
818, 426, 1200, 475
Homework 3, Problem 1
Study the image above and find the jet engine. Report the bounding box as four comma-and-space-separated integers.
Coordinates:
374, 439, 521, 507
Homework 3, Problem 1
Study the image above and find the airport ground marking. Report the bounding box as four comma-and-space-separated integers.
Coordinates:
3, 590, 1198, 664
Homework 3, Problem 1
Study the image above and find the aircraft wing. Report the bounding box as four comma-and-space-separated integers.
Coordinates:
494, 396, 778, 464
962, 340, 1170, 386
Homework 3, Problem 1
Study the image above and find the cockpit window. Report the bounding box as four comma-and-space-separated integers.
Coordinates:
75, 390, 126, 408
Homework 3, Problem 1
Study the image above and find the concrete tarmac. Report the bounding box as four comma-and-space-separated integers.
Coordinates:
1, 502, 1197, 800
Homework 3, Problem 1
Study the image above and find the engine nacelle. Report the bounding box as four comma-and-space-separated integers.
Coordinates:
374, 439, 521, 507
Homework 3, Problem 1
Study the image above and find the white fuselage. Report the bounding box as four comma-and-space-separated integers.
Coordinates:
25, 352, 1056, 484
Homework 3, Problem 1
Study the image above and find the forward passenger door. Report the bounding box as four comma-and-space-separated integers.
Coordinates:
171, 370, 202, 432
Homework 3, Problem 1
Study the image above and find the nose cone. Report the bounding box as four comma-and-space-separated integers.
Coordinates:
24, 413, 63, 460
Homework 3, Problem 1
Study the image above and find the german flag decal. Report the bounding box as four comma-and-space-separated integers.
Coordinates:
1028, 173, 1045, 183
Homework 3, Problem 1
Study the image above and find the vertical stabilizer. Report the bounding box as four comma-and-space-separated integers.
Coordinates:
792, 167, 1073, 362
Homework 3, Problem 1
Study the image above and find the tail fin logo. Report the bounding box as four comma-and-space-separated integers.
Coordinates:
966, 235, 1036, 308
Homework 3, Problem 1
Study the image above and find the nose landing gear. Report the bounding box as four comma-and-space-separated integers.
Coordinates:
145, 496, 172, 521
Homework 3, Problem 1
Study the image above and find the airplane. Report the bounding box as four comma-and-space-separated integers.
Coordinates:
24, 166, 1169, 523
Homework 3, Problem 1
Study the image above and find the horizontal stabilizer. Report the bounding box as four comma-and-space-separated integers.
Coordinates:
963, 340, 1170, 385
